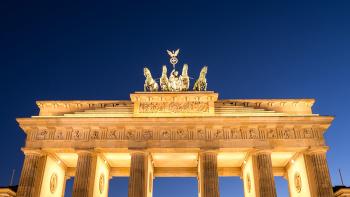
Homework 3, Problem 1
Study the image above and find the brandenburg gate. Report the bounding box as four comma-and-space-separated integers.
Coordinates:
16, 50, 334, 197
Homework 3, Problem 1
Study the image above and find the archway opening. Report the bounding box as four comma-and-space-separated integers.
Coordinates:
64, 177, 74, 196
153, 177, 197, 197
219, 177, 244, 197
275, 176, 289, 197
108, 177, 129, 197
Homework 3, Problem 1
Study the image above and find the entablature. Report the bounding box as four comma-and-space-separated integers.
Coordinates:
33, 92, 317, 117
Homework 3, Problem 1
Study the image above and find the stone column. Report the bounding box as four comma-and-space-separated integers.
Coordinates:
304, 148, 333, 197
252, 151, 277, 197
242, 150, 276, 197
72, 150, 97, 197
17, 150, 46, 197
128, 152, 153, 197
198, 151, 219, 197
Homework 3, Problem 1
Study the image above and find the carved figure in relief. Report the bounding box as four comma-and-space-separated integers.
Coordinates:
143, 67, 159, 92
304, 128, 313, 138
50, 173, 58, 193
180, 64, 190, 91
294, 172, 302, 193
37, 130, 48, 140
193, 66, 208, 91
161, 131, 170, 139
31, 126, 320, 142
142, 130, 153, 140
249, 129, 259, 139
160, 65, 170, 91
90, 130, 99, 139
73, 130, 82, 140
54, 131, 63, 140
107, 130, 116, 139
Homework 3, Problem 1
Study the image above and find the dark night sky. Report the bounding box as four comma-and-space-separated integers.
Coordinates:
1, 0, 350, 196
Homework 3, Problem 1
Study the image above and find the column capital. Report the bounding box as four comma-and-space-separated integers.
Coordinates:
199, 149, 219, 155
21, 148, 45, 156
252, 149, 273, 155
305, 146, 329, 154
246, 148, 273, 157
75, 149, 96, 155
128, 149, 149, 155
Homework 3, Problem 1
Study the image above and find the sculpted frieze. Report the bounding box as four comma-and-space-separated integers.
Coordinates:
230, 128, 242, 139
72, 129, 85, 140
139, 102, 209, 113
36, 129, 49, 140
29, 126, 324, 142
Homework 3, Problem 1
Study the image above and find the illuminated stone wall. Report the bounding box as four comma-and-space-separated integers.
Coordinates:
39, 156, 66, 197
92, 155, 110, 197
286, 154, 311, 197
242, 156, 256, 197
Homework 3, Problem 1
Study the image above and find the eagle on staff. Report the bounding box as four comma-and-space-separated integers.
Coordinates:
167, 49, 180, 68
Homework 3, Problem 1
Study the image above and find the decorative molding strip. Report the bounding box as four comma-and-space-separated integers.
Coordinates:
27, 126, 324, 142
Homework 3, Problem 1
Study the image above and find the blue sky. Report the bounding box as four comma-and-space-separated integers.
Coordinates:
1, 0, 350, 196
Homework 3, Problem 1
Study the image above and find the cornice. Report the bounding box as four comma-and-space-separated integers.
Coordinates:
16, 116, 334, 128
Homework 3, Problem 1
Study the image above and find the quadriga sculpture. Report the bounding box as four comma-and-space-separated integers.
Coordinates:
143, 67, 159, 92
180, 64, 190, 91
160, 65, 170, 91
193, 66, 208, 91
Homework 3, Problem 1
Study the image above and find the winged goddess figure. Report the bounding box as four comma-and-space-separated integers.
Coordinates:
167, 49, 180, 68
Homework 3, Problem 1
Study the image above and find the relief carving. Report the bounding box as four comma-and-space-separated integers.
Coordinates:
99, 173, 105, 194
230, 128, 241, 139
90, 130, 100, 140
139, 102, 209, 113
248, 128, 259, 139
72, 129, 84, 140
142, 130, 153, 140
107, 130, 116, 139
283, 128, 294, 139
294, 172, 302, 193
303, 128, 313, 138
213, 129, 223, 139
50, 173, 58, 194
176, 129, 188, 140
160, 130, 171, 140
126, 130, 136, 140
267, 128, 277, 138
36, 130, 49, 140
197, 129, 206, 140
54, 131, 65, 140
29, 126, 324, 143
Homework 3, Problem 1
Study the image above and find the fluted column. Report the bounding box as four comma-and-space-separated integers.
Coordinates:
72, 150, 97, 197
243, 150, 276, 197
253, 151, 276, 197
17, 150, 46, 197
198, 151, 219, 197
304, 148, 333, 197
128, 152, 152, 197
